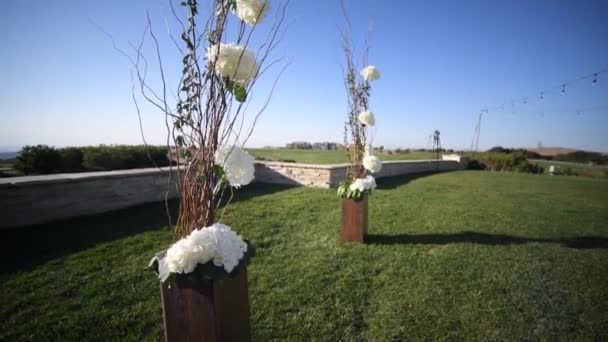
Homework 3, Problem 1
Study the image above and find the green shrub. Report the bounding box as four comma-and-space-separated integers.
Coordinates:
82, 145, 169, 171
470, 151, 543, 174
559, 167, 579, 176
59, 147, 85, 172
13, 145, 62, 175
487, 146, 542, 159
13, 145, 169, 175
466, 159, 486, 170
554, 150, 607, 165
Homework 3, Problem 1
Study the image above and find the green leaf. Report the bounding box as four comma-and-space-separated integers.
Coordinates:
213, 164, 225, 179
234, 85, 247, 102
175, 135, 185, 147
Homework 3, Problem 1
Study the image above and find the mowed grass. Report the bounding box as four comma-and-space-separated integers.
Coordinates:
531, 159, 608, 178
1, 171, 608, 340
248, 148, 438, 164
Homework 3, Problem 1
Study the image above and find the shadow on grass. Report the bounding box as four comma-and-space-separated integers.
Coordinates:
375, 171, 452, 190
367, 231, 608, 249
0, 182, 294, 275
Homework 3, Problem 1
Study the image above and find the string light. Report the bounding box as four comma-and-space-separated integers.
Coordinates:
472, 67, 607, 151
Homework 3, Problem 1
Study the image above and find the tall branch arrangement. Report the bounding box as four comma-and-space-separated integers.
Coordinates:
137, 0, 287, 281
337, 14, 382, 199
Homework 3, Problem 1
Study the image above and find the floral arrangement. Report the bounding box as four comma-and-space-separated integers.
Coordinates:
337, 30, 382, 200
129, 0, 285, 282
150, 146, 256, 282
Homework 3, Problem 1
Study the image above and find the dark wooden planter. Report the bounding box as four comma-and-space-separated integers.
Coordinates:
341, 194, 368, 243
160, 266, 251, 342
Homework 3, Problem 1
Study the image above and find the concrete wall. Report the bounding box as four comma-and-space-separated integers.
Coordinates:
0, 168, 180, 229
254, 162, 336, 188
0, 158, 467, 229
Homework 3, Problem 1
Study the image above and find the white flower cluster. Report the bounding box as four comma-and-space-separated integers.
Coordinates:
165, 223, 248, 275
215, 145, 255, 188
349, 175, 377, 192
360, 65, 380, 82
207, 43, 259, 86
358, 111, 375, 126
363, 154, 382, 173
233, 0, 270, 26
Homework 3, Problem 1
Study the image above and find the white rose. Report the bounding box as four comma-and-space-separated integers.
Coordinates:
207, 43, 259, 86
233, 0, 270, 26
360, 65, 380, 82
358, 111, 375, 126
215, 145, 255, 187
363, 154, 382, 173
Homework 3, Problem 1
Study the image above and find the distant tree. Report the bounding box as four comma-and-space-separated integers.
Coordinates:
488, 146, 509, 153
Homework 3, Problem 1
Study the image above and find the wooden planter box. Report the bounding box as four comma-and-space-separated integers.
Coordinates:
160, 266, 251, 342
341, 194, 368, 243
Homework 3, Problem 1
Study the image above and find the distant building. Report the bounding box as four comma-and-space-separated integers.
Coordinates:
313, 142, 339, 150
286, 141, 312, 150
286, 141, 342, 150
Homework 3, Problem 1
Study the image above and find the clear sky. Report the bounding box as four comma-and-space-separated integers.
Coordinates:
1, 0, 607, 152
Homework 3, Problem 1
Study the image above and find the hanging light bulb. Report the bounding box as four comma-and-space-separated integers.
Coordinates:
592, 73, 598, 86
561, 84, 566, 94
540, 92, 544, 100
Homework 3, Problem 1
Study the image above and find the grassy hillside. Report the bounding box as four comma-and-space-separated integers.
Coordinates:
1, 171, 607, 340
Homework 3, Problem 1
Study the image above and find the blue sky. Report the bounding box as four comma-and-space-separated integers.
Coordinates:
1, 0, 607, 152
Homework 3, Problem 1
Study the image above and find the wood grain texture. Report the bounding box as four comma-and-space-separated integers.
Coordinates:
341, 194, 368, 243
160, 267, 251, 342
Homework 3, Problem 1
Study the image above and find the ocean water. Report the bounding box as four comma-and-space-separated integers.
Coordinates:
0, 152, 18, 160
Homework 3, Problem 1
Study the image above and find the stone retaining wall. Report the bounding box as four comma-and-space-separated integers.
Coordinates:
0, 158, 467, 229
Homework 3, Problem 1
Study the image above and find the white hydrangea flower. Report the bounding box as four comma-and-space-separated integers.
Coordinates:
207, 43, 259, 86
233, 0, 270, 26
215, 145, 255, 188
349, 175, 377, 192
349, 178, 366, 192
211, 224, 248, 273
360, 65, 380, 82
363, 175, 377, 190
165, 223, 248, 275
363, 154, 382, 173
358, 111, 375, 126
165, 237, 203, 275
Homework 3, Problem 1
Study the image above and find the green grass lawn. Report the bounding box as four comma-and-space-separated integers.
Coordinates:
248, 148, 438, 164
531, 159, 608, 178
1, 171, 607, 340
